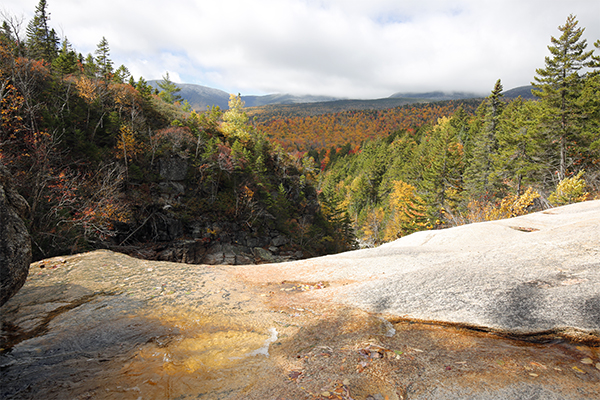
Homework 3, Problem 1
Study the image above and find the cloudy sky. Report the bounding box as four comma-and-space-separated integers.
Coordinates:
3, 0, 600, 98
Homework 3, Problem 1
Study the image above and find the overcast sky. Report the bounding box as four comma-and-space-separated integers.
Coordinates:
3, 0, 600, 98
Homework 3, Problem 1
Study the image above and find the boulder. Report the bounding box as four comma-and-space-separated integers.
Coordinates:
253, 247, 276, 263
0, 164, 32, 306
271, 235, 289, 247
158, 156, 188, 181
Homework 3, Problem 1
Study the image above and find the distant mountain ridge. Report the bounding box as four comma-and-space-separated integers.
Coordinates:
502, 85, 536, 100
389, 91, 483, 101
147, 81, 535, 110
147, 81, 340, 110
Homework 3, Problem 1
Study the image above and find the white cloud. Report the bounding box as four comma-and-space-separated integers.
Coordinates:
3, 0, 600, 98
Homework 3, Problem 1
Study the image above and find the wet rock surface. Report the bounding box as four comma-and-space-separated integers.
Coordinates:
1, 201, 600, 399
0, 163, 32, 306
1, 251, 278, 399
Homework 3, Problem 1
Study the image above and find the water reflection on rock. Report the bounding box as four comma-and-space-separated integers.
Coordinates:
0, 251, 280, 400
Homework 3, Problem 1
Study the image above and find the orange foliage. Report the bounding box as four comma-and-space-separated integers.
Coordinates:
0, 81, 25, 138
75, 76, 100, 104
466, 187, 540, 222
116, 125, 144, 161
255, 102, 473, 152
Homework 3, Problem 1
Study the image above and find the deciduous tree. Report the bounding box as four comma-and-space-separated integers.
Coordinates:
221, 94, 252, 143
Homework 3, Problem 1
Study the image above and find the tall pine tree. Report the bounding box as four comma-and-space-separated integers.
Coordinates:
464, 79, 505, 202
418, 117, 464, 227
495, 97, 546, 195
532, 14, 594, 181
95, 36, 113, 79
157, 72, 182, 104
52, 38, 79, 75
25, 0, 59, 63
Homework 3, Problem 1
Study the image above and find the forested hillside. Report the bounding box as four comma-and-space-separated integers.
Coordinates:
1, 0, 354, 262
318, 16, 600, 246
251, 100, 480, 153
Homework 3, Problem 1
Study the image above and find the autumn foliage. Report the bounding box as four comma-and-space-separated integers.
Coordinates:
253, 101, 478, 153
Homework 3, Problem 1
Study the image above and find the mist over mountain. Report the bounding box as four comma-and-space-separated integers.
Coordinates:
147, 81, 341, 110
389, 91, 484, 101
242, 93, 340, 107
148, 81, 535, 110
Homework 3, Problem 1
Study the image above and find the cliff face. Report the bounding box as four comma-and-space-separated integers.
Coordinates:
0, 164, 32, 306
112, 155, 323, 265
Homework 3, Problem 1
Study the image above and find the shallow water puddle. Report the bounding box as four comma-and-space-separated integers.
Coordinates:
99, 307, 279, 399
117, 334, 274, 398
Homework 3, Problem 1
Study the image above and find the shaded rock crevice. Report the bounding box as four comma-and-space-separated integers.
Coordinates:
0, 164, 32, 306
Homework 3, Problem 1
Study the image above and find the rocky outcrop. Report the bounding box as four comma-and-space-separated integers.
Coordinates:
0, 164, 32, 306
2, 201, 600, 399
239, 200, 600, 339
112, 156, 308, 265
158, 156, 188, 181
150, 232, 303, 265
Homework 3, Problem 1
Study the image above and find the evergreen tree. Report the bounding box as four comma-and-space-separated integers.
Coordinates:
575, 39, 600, 185
464, 79, 505, 201
52, 38, 79, 75
25, 0, 59, 62
532, 14, 594, 181
113, 65, 131, 83
157, 71, 182, 104
1, 21, 14, 43
495, 97, 546, 195
82, 53, 98, 77
135, 76, 153, 99
418, 117, 464, 227
95, 36, 113, 79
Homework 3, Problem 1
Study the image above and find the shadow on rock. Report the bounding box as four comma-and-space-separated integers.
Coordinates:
488, 283, 548, 332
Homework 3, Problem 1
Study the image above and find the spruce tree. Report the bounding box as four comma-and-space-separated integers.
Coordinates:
532, 14, 594, 181
418, 117, 463, 227
52, 38, 79, 75
495, 97, 546, 195
25, 0, 59, 62
95, 36, 113, 79
158, 72, 182, 104
463, 79, 505, 202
